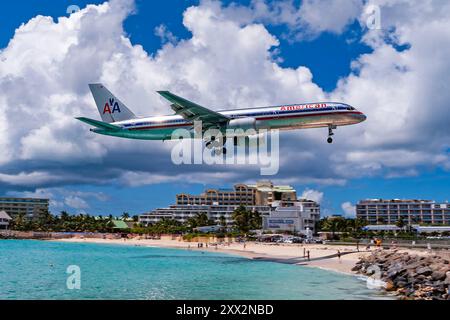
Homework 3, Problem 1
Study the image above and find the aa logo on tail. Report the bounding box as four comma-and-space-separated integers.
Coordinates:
103, 98, 121, 114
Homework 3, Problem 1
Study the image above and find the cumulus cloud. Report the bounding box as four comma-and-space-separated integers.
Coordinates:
300, 188, 324, 203
0, 0, 448, 205
7, 187, 109, 212
64, 195, 89, 210
341, 201, 356, 217
209, 0, 364, 39
154, 24, 178, 45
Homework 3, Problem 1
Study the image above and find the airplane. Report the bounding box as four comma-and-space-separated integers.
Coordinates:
77, 84, 366, 153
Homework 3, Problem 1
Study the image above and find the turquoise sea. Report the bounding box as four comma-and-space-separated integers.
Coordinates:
0, 240, 385, 300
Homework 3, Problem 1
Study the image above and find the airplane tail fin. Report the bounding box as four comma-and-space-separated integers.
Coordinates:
88, 83, 136, 123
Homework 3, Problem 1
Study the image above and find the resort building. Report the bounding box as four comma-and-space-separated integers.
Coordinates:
0, 211, 12, 230
139, 181, 301, 227
262, 200, 321, 235
356, 199, 450, 225
0, 197, 49, 220
176, 180, 297, 207
362, 225, 450, 234
139, 204, 271, 226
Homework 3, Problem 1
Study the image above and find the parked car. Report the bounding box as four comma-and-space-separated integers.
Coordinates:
292, 237, 303, 243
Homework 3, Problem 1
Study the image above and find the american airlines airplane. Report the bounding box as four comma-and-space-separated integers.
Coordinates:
77, 84, 366, 153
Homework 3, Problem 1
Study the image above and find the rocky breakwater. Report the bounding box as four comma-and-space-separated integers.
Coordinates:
353, 250, 450, 300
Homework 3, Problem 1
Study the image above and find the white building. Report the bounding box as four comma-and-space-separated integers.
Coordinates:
262, 200, 320, 235
356, 199, 450, 225
139, 205, 271, 226
0, 211, 12, 230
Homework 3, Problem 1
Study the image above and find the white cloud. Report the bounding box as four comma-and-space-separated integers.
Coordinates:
210, 0, 364, 39
300, 188, 324, 203
154, 24, 178, 45
296, 0, 363, 36
64, 195, 89, 210
341, 201, 356, 217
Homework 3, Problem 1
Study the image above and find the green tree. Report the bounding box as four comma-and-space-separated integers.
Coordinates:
232, 206, 261, 235
396, 217, 406, 229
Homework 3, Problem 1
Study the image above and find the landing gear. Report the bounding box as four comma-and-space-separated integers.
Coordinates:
327, 125, 336, 144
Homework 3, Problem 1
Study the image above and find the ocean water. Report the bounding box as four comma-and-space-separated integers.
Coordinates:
0, 240, 385, 300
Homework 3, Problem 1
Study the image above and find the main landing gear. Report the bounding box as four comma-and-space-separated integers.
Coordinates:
327, 125, 336, 144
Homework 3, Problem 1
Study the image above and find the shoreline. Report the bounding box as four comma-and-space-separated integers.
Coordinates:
49, 237, 448, 277
50, 237, 372, 276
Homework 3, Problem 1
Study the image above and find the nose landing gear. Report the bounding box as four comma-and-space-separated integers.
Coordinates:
327, 125, 336, 144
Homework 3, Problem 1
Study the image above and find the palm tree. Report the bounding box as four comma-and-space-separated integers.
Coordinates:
396, 217, 406, 229
12, 212, 26, 231
232, 206, 261, 235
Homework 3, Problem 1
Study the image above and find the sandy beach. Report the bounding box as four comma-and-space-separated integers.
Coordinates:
53, 236, 429, 275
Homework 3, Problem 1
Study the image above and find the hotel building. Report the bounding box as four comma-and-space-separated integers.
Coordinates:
0, 197, 50, 220
139, 204, 271, 226
356, 199, 450, 225
262, 200, 320, 234
139, 181, 302, 227
176, 181, 297, 206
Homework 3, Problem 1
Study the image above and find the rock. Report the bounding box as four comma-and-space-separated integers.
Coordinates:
355, 251, 450, 300
431, 271, 447, 281
385, 280, 396, 291
444, 272, 450, 285
416, 266, 433, 276
405, 261, 424, 270
351, 265, 361, 272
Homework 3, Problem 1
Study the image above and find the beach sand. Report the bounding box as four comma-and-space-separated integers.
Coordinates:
53, 237, 398, 275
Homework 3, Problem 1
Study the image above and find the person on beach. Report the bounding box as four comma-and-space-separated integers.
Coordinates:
337, 250, 341, 263
307, 250, 310, 261
356, 240, 360, 252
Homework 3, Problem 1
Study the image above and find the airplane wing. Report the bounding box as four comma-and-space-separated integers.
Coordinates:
76, 117, 121, 131
157, 91, 229, 128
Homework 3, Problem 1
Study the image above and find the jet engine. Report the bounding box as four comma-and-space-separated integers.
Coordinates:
227, 117, 257, 130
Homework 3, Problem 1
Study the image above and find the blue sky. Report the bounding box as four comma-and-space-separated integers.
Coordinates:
0, 0, 449, 217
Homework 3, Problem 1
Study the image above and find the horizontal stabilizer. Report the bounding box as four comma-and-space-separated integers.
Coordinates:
76, 117, 121, 131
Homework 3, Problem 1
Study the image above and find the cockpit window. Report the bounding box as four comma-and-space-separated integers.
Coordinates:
347, 106, 355, 110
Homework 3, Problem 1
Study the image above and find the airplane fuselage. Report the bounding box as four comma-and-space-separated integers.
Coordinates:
92, 102, 366, 140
